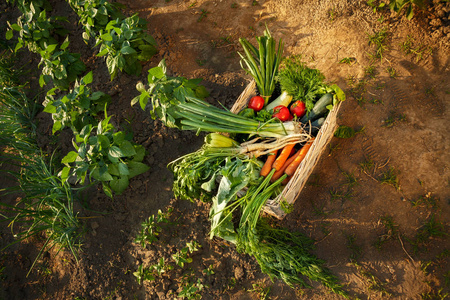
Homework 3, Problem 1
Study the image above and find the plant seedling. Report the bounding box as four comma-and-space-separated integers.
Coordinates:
379, 166, 400, 190
411, 192, 439, 209
344, 232, 362, 262
248, 281, 271, 299
409, 214, 447, 253
374, 215, 399, 250
339, 57, 356, 65
367, 28, 389, 60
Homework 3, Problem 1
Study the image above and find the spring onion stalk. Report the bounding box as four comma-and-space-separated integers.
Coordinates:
239, 25, 283, 103
133, 60, 301, 138
175, 96, 301, 138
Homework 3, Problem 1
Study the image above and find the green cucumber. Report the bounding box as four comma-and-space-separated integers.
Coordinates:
300, 93, 333, 123
305, 117, 325, 136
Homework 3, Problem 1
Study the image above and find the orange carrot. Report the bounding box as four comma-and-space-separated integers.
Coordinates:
271, 150, 299, 183
272, 143, 296, 172
284, 138, 315, 176
282, 175, 292, 185
260, 150, 278, 177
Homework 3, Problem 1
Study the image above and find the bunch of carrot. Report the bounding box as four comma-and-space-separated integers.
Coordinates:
260, 138, 315, 185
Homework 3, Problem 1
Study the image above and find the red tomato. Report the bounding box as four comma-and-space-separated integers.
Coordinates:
272, 105, 291, 122
290, 100, 306, 118
248, 96, 265, 112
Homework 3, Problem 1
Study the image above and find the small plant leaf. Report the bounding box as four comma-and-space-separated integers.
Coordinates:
109, 146, 124, 158
62, 151, 79, 164
120, 141, 137, 157
110, 176, 129, 194
121, 46, 137, 55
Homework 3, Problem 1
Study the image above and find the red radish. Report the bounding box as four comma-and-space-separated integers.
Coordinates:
272, 105, 291, 122
290, 100, 306, 118
248, 96, 265, 112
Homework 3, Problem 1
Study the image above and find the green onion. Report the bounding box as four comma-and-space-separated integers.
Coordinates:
239, 26, 284, 103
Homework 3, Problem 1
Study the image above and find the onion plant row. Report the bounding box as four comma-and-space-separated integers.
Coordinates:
0, 59, 82, 274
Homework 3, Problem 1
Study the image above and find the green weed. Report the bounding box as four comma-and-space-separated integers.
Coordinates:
197, 9, 209, 22
345, 232, 362, 262
1, 84, 82, 275
356, 263, 392, 297
203, 264, 215, 276
339, 57, 356, 65
367, 28, 389, 60
400, 35, 433, 62
379, 166, 400, 190
383, 111, 407, 128
386, 66, 397, 78
365, 65, 377, 78
330, 188, 354, 203
411, 192, 439, 209
248, 281, 271, 299
359, 156, 375, 175
328, 7, 337, 22
374, 215, 399, 249
409, 214, 447, 253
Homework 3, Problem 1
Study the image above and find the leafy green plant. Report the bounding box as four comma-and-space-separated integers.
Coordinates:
60, 116, 149, 197
334, 125, 364, 138
37, 39, 86, 89
133, 264, 156, 285
135, 208, 172, 247
43, 71, 110, 134
172, 247, 193, 268
133, 257, 173, 285
95, 14, 157, 80
367, 0, 425, 19
178, 278, 205, 299
197, 9, 209, 22
365, 65, 377, 78
386, 66, 397, 78
388, 0, 425, 20
367, 0, 387, 13
66, 0, 124, 42
354, 262, 392, 297
6, 8, 68, 53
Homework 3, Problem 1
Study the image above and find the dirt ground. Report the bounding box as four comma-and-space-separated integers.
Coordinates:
1, 0, 449, 299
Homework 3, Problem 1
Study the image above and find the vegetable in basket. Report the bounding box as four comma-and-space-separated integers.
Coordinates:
239, 26, 284, 104
132, 60, 305, 138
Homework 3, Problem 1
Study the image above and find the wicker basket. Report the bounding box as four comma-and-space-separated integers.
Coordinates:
231, 80, 341, 219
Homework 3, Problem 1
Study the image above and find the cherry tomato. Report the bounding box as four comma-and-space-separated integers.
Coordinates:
248, 96, 265, 112
272, 105, 291, 122
290, 100, 306, 118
